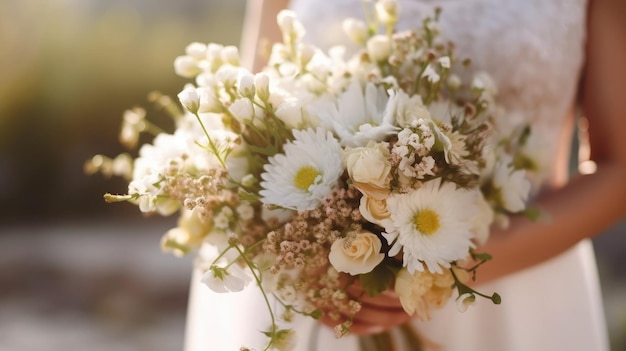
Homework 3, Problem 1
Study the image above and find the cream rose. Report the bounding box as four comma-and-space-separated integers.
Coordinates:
394, 267, 459, 320
329, 231, 385, 275
344, 141, 392, 200
359, 195, 391, 226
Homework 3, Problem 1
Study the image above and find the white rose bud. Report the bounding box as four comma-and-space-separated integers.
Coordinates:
177, 85, 200, 114
328, 231, 385, 275
366, 35, 392, 63
254, 73, 270, 102
344, 141, 392, 200
359, 195, 391, 226
342, 18, 369, 46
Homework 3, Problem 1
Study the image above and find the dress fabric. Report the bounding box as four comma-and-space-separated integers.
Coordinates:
184, 0, 610, 350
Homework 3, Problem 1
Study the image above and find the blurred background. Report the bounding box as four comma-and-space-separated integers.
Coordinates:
0, 1, 624, 350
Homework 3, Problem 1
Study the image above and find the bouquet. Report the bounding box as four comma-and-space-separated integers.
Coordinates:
88, 1, 538, 350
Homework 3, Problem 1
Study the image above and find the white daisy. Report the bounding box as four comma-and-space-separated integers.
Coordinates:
493, 155, 531, 213
311, 80, 397, 147
260, 128, 343, 210
384, 179, 477, 274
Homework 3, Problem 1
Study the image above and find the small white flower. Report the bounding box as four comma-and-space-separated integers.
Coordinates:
174, 55, 201, 78
367, 35, 392, 63
328, 230, 385, 275
228, 98, 255, 122
312, 80, 397, 147
220, 45, 240, 66
237, 72, 255, 98
201, 264, 252, 293
185, 42, 208, 59
456, 293, 476, 312
260, 128, 343, 210
375, 0, 399, 26
277, 10, 305, 41
493, 156, 531, 213
438, 56, 451, 69
236, 202, 255, 221
385, 179, 477, 274
422, 64, 440, 83
177, 85, 200, 114
254, 73, 271, 101
342, 18, 369, 46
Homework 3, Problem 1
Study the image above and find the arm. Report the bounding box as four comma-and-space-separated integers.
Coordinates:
240, 0, 290, 72
475, 0, 626, 284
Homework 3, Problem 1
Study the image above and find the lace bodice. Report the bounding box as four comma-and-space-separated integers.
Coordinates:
289, 0, 588, 186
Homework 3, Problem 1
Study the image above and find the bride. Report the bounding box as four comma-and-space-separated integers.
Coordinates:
185, 0, 626, 350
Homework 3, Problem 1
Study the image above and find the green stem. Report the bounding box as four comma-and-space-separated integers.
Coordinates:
233, 244, 277, 351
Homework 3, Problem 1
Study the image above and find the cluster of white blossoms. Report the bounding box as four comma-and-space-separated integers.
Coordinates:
91, 1, 541, 350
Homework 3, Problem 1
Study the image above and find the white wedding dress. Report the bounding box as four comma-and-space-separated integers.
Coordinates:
184, 0, 610, 350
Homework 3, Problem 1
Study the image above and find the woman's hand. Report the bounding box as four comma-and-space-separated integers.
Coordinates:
319, 281, 412, 335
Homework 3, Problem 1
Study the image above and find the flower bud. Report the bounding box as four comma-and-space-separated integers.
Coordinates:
177, 85, 200, 114
197, 87, 223, 113
185, 42, 207, 59
174, 55, 201, 78
376, 0, 399, 26
447, 74, 462, 91
216, 65, 239, 86
366, 35, 392, 63
238, 72, 255, 99
342, 18, 369, 46
298, 44, 316, 68
221, 45, 240, 66
254, 73, 270, 101
438, 56, 451, 69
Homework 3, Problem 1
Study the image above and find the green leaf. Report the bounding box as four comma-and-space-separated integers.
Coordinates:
471, 252, 493, 261
523, 206, 543, 222
359, 264, 398, 298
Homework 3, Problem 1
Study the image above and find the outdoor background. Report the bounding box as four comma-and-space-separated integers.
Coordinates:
0, 1, 624, 350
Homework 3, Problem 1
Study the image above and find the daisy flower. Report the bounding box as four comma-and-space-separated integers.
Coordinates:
384, 179, 477, 274
311, 80, 397, 147
260, 128, 343, 210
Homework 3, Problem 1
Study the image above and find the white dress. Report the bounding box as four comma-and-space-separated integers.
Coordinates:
184, 0, 610, 350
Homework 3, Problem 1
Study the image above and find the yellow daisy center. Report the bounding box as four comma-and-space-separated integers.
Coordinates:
294, 166, 319, 190
414, 209, 440, 236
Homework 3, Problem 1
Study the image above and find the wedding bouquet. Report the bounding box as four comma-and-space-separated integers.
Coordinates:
88, 1, 538, 350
